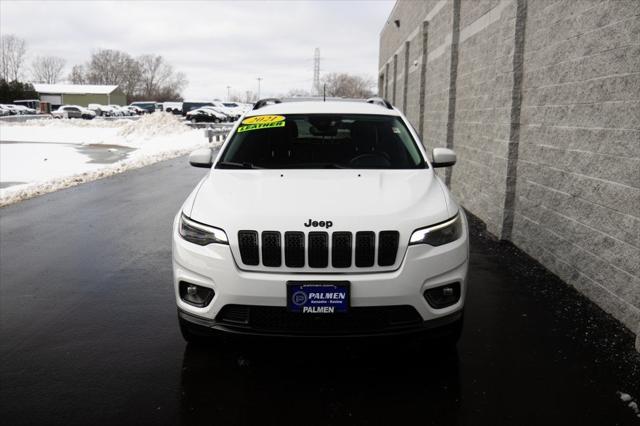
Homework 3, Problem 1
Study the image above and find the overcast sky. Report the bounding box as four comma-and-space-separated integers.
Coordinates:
1, 0, 395, 99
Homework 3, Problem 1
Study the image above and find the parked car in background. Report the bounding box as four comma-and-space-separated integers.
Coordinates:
218, 102, 245, 120
87, 103, 106, 117
182, 100, 215, 116
127, 105, 146, 115
121, 106, 139, 115
205, 101, 240, 121
109, 105, 133, 116
130, 101, 155, 113
186, 106, 228, 123
163, 101, 183, 115
2, 104, 22, 115
182, 100, 243, 121
98, 105, 118, 117
51, 105, 96, 120
0, 104, 12, 116
14, 99, 41, 112
13, 105, 37, 115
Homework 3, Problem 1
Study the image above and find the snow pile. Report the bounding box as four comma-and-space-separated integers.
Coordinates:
118, 113, 189, 138
1, 116, 227, 207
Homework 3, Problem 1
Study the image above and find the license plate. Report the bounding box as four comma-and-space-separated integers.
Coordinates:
287, 282, 350, 314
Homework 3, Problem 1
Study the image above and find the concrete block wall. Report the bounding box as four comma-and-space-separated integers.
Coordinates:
451, 0, 519, 236
512, 0, 640, 335
379, 0, 640, 345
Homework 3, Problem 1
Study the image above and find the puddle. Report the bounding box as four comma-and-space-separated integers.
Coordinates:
75, 144, 136, 164
1, 142, 139, 190
0, 141, 137, 165
0, 181, 26, 189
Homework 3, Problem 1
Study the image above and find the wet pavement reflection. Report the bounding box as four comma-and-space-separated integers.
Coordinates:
180, 339, 461, 425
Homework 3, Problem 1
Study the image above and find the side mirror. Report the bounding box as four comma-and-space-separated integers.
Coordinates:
189, 148, 213, 168
432, 148, 456, 168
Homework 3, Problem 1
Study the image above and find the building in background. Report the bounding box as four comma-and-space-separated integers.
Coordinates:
379, 0, 639, 348
33, 84, 126, 109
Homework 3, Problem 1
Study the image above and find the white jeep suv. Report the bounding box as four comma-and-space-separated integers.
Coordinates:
173, 98, 469, 342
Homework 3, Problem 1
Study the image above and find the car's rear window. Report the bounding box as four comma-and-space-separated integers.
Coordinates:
217, 114, 426, 169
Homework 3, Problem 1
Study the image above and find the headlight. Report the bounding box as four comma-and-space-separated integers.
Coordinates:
179, 213, 228, 245
409, 213, 462, 246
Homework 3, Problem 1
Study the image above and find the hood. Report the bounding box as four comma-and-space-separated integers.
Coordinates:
186, 168, 455, 273
188, 169, 451, 234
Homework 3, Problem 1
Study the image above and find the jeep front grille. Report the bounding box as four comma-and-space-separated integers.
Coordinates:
355, 231, 375, 267
238, 230, 259, 265
308, 232, 329, 268
331, 232, 352, 268
261, 231, 282, 267
284, 231, 305, 267
237, 230, 400, 269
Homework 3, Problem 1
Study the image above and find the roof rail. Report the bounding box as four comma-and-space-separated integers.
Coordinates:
253, 98, 282, 110
365, 97, 393, 109
252, 96, 394, 110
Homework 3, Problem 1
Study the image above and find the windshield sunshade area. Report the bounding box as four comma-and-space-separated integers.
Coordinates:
217, 114, 426, 169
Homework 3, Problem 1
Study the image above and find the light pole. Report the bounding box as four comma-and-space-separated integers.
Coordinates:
256, 77, 263, 99
226, 86, 231, 100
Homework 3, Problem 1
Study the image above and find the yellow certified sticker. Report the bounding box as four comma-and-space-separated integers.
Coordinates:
242, 115, 285, 125
237, 121, 286, 133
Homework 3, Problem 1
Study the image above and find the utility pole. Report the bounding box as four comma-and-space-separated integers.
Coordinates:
256, 77, 263, 99
313, 48, 320, 95
226, 86, 231, 100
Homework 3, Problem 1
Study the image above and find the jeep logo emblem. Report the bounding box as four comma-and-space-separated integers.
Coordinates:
304, 219, 333, 229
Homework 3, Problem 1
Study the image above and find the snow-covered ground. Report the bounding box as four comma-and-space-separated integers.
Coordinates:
0, 114, 223, 207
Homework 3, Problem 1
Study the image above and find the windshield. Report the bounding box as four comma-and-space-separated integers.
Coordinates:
223, 103, 238, 107
217, 114, 426, 169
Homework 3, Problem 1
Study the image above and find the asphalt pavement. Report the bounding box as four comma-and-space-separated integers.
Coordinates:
1, 156, 639, 425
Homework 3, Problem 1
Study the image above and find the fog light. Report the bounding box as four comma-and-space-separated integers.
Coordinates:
179, 281, 214, 307
424, 282, 461, 309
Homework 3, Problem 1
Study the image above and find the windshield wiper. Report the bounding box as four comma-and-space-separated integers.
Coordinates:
216, 161, 262, 169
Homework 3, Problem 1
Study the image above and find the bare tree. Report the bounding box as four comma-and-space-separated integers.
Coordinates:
286, 88, 311, 97
321, 73, 375, 99
68, 64, 86, 84
85, 49, 139, 96
31, 56, 66, 84
230, 91, 254, 103
0, 34, 27, 81
137, 54, 186, 99
120, 57, 142, 97
65, 49, 188, 101
243, 90, 257, 103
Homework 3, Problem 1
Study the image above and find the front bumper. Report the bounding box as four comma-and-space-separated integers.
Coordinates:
179, 307, 463, 338
172, 212, 469, 337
